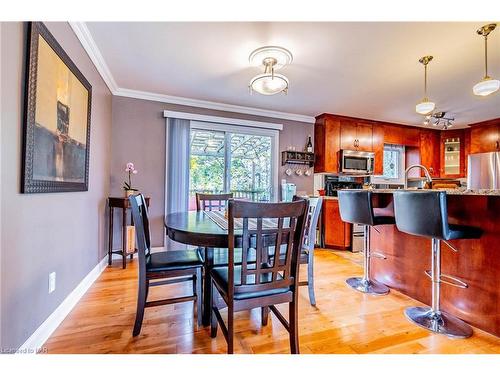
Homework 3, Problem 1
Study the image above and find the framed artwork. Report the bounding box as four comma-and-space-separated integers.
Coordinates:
22, 22, 92, 193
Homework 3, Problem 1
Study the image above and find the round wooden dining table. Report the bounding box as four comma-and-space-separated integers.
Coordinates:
164, 211, 235, 326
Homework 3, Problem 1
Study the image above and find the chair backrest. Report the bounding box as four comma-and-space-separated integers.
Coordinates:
227, 199, 308, 297
129, 194, 152, 271
393, 190, 449, 240
294, 196, 323, 251
338, 190, 375, 226
196, 192, 234, 211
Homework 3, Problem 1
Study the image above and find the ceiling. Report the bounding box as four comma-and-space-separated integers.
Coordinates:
84, 22, 500, 127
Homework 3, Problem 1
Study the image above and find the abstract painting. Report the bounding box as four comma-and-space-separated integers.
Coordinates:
22, 22, 92, 193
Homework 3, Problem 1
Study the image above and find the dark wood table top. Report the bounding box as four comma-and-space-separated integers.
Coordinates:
165, 211, 280, 249
164, 211, 237, 248
109, 196, 150, 208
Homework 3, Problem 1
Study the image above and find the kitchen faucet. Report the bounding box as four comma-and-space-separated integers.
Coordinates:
404, 164, 433, 189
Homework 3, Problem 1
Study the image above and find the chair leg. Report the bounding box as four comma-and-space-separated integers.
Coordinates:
307, 251, 317, 306
195, 268, 203, 328
145, 279, 150, 302
227, 304, 234, 354
133, 274, 147, 336
210, 283, 218, 338
261, 306, 269, 326
289, 298, 299, 354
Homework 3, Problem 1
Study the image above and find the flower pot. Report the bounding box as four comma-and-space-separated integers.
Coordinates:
125, 189, 136, 198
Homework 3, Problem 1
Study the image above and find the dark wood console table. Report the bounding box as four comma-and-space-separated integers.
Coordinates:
108, 196, 150, 269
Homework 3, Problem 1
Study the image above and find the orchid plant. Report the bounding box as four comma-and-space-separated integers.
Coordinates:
123, 162, 138, 191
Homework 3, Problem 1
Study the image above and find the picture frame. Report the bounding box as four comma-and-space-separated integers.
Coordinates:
22, 21, 92, 193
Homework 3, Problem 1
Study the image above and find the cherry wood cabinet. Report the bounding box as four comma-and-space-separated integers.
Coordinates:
314, 115, 341, 173
372, 125, 384, 175
440, 129, 466, 178
340, 119, 373, 151
419, 129, 441, 178
469, 119, 500, 154
323, 199, 351, 250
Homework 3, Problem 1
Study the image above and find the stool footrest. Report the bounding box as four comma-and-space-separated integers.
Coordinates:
424, 270, 468, 289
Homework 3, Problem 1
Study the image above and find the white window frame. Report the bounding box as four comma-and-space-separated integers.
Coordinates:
371, 144, 406, 185
189, 120, 280, 202
164, 111, 281, 212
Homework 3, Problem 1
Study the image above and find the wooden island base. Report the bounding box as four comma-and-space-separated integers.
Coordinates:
369, 193, 500, 337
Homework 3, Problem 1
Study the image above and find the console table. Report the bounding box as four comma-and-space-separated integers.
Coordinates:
108, 196, 150, 269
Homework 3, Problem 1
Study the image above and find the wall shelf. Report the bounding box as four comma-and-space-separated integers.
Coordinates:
281, 151, 315, 167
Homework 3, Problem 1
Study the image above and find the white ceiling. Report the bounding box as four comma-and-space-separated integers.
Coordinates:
85, 22, 500, 126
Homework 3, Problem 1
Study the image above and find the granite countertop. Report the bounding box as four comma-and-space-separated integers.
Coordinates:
357, 188, 500, 196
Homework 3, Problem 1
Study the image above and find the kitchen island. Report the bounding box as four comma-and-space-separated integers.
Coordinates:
361, 189, 500, 337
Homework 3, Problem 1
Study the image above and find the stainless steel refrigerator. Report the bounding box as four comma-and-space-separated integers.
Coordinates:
467, 152, 500, 189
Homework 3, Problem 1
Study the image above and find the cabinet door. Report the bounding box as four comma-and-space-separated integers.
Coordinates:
420, 130, 440, 177
440, 130, 465, 178
324, 118, 341, 172
340, 120, 357, 150
323, 199, 351, 249
470, 124, 499, 154
356, 122, 373, 151
372, 125, 385, 175
383, 124, 403, 145
402, 127, 421, 147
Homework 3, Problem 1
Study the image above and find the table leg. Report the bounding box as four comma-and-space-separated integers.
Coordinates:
122, 208, 127, 269
203, 247, 214, 326
108, 207, 114, 266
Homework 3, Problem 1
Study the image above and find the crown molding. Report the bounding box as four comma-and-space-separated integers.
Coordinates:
69, 21, 118, 92
116, 88, 315, 123
70, 22, 315, 124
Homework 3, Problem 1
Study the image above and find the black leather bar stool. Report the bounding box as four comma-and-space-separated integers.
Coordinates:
338, 190, 394, 295
393, 190, 482, 338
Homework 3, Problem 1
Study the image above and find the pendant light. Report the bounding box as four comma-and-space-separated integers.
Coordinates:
415, 56, 436, 115
473, 23, 499, 97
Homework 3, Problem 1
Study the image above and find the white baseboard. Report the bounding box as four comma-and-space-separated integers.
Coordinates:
17, 255, 109, 354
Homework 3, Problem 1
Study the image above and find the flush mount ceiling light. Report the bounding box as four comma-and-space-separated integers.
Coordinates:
473, 23, 499, 97
415, 55, 436, 115
248, 46, 292, 95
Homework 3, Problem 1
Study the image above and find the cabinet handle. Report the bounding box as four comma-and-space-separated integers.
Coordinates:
496, 141, 499, 150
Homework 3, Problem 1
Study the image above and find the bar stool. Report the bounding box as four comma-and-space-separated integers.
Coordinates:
338, 190, 394, 295
393, 190, 482, 338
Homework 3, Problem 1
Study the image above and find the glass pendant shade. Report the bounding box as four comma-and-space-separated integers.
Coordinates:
473, 77, 500, 96
415, 99, 435, 115
249, 73, 289, 95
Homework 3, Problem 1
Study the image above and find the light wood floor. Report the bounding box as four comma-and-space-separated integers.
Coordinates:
43, 249, 500, 354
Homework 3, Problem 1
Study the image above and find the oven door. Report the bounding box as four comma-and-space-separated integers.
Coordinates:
340, 150, 374, 174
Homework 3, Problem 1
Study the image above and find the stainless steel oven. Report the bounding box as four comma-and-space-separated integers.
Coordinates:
339, 150, 375, 175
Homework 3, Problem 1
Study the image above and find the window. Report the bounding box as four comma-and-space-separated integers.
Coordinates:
371, 144, 405, 183
188, 122, 278, 209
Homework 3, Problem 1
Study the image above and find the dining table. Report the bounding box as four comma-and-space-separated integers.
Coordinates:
164, 210, 283, 325
164, 210, 238, 326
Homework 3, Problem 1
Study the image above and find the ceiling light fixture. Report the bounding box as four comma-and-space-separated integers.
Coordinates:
248, 46, 292, 95
473, 23, 499, 97
415, 55, 436, 115
423, 111, 455, 130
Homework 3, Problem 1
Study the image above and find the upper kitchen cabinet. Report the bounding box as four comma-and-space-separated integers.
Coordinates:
469, 118, 500, 154
340, 119, 373, 151
440, 129, 466, 178
314, 115, 341, 173
419, 129, 441, 177
383, 124, 420, 147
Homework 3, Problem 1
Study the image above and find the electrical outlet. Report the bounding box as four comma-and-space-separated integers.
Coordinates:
48, 272, 56, 294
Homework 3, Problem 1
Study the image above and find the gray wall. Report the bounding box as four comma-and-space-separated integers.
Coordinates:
0, 22, 112, 350
111, 96, 314, 247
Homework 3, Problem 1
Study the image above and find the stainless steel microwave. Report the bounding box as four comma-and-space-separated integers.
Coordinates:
339, 150, 375, 174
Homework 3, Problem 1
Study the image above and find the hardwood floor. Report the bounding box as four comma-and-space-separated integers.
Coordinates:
43, 249, 500, 354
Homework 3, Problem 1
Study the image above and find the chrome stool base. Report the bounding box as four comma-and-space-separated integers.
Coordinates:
346, 277, 390, 296
404, 306, 473, 339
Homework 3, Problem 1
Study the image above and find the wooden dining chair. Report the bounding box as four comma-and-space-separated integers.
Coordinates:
195, 192, 233, 212
209, 199, 308, 354
296, 196, 323, 306
129, 194, 204, 336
